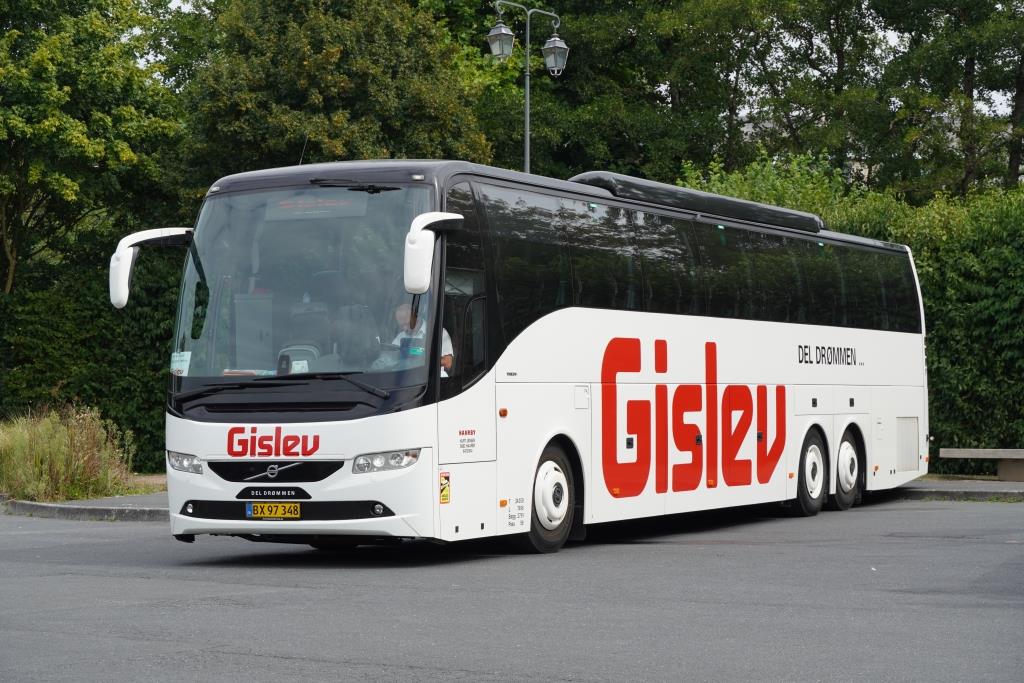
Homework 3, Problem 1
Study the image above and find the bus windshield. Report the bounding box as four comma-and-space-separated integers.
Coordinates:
171, 184, 435, 391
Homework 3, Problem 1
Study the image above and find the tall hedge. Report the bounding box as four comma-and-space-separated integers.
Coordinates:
890, 192, 1024, 469
0, 221, 180, 472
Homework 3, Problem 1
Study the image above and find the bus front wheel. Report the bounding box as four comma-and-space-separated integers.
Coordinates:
521, 444, 575, 553
795, 430, 827, 517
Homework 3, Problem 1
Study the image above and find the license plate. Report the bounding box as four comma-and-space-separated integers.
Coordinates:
246, 502, 301, 519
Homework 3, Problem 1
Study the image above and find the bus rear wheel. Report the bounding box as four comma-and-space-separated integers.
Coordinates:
521, 444, 575, 553
795, 430, 827, 517
829, 431, 860, 511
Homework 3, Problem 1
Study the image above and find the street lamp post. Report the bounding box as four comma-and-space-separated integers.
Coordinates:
486, 1, 569, 174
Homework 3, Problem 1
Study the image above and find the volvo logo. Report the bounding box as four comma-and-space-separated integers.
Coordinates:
243, 462, 301, 482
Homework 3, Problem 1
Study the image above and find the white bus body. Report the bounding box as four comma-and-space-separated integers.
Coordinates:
113, 161, 928, 552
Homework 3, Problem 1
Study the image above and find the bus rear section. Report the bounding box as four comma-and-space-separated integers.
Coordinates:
433, 168, 928, 538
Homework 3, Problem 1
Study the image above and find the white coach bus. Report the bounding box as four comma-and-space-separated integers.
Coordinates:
109, 161, 928, 552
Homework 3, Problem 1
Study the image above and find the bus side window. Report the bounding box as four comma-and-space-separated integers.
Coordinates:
440, 288, 487, 400
840, 247, 885, 331
798, 239, 844, 327
742, 229, 804, 323
481, 184, 570, 343
634, 212, 702, 316
879, 251, 922, 333
692, 221, 754, 320
445, 183, 484, 275
442, 182, 486, 398
461, 296, 486, 381
562, 198, 639, 312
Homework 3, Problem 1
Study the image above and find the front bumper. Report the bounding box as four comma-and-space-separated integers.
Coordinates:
169, 510, 425, 538
167, 448, 435, 539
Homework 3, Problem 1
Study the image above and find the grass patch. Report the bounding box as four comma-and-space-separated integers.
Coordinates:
0, 407, 136, 502
127, 473, 167, 492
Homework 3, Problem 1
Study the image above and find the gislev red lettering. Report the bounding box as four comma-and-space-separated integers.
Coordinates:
654, 384, 669, 494
301, 435, 320, 456
600, 338, 787, 499
721, 385, 753, 486
225, 426, 321, 457
705, 342, 719, 489
671, 384, 703, 491
756, 385, 786, 483
601, 337, 643, 497
227, 427, 247, 457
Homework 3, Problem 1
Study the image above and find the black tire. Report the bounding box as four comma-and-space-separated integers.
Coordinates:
829, 430, 860, 511
519, 443, 575, 553
795, 430, 827, 517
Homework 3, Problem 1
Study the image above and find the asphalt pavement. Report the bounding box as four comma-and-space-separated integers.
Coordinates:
1, 496, 1021, 681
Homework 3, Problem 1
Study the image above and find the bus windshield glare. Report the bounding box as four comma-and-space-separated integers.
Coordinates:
172, 185, 434, 389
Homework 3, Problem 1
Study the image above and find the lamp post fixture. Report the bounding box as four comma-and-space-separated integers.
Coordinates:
486, 1, 569, 174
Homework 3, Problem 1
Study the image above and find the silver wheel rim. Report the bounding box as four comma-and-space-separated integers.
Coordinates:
837, 440, 859, 493
804, 444, 824, 499
534, 460, 569, 531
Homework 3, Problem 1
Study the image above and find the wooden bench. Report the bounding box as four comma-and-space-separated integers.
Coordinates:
939, 449, 1024, 482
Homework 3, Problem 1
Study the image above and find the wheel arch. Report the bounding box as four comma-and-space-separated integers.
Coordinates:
839, 419, 868, 497
793, 420, 831, 516
806, 421, 831, 492
547, 433, 586, 540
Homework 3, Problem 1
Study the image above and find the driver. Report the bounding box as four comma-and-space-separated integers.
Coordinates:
390, 302, 454, 377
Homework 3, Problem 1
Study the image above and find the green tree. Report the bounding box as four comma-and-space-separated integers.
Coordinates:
1, 218, 181, 471
0, 0, 179, 295
749, 0, 891, 178
177, 0, 492, 191
984, 2, 1024, 188
871, 0, 1009, 198
419, 1, 776, 181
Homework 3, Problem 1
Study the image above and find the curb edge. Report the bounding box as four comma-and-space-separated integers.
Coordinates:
2, 499, 168, 523
893, 488, 1024, 503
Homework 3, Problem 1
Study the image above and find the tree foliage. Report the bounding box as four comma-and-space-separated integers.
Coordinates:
0, 0, 178, 294
0, 218, 180, 471
421, 0, 1024, 197
177, 0, 492, 190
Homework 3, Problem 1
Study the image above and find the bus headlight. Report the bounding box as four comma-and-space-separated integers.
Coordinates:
353, 449, 420, 473
167, 451, 203, 474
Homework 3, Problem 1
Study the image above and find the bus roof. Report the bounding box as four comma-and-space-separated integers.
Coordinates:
208, 160, 907, 253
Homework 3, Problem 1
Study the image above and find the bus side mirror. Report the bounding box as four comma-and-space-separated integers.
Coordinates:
404, 212, 463, 294
109, 227, 193, 308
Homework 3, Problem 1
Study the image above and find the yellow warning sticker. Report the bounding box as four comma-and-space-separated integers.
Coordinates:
439, 471, 451, 504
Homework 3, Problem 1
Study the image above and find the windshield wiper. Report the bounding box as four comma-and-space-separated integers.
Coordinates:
308, 176, 356, 185
256, 372, 390, 400
347, 185, 399, 194
307, 177, 399, 193
173, 379, 305, 403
